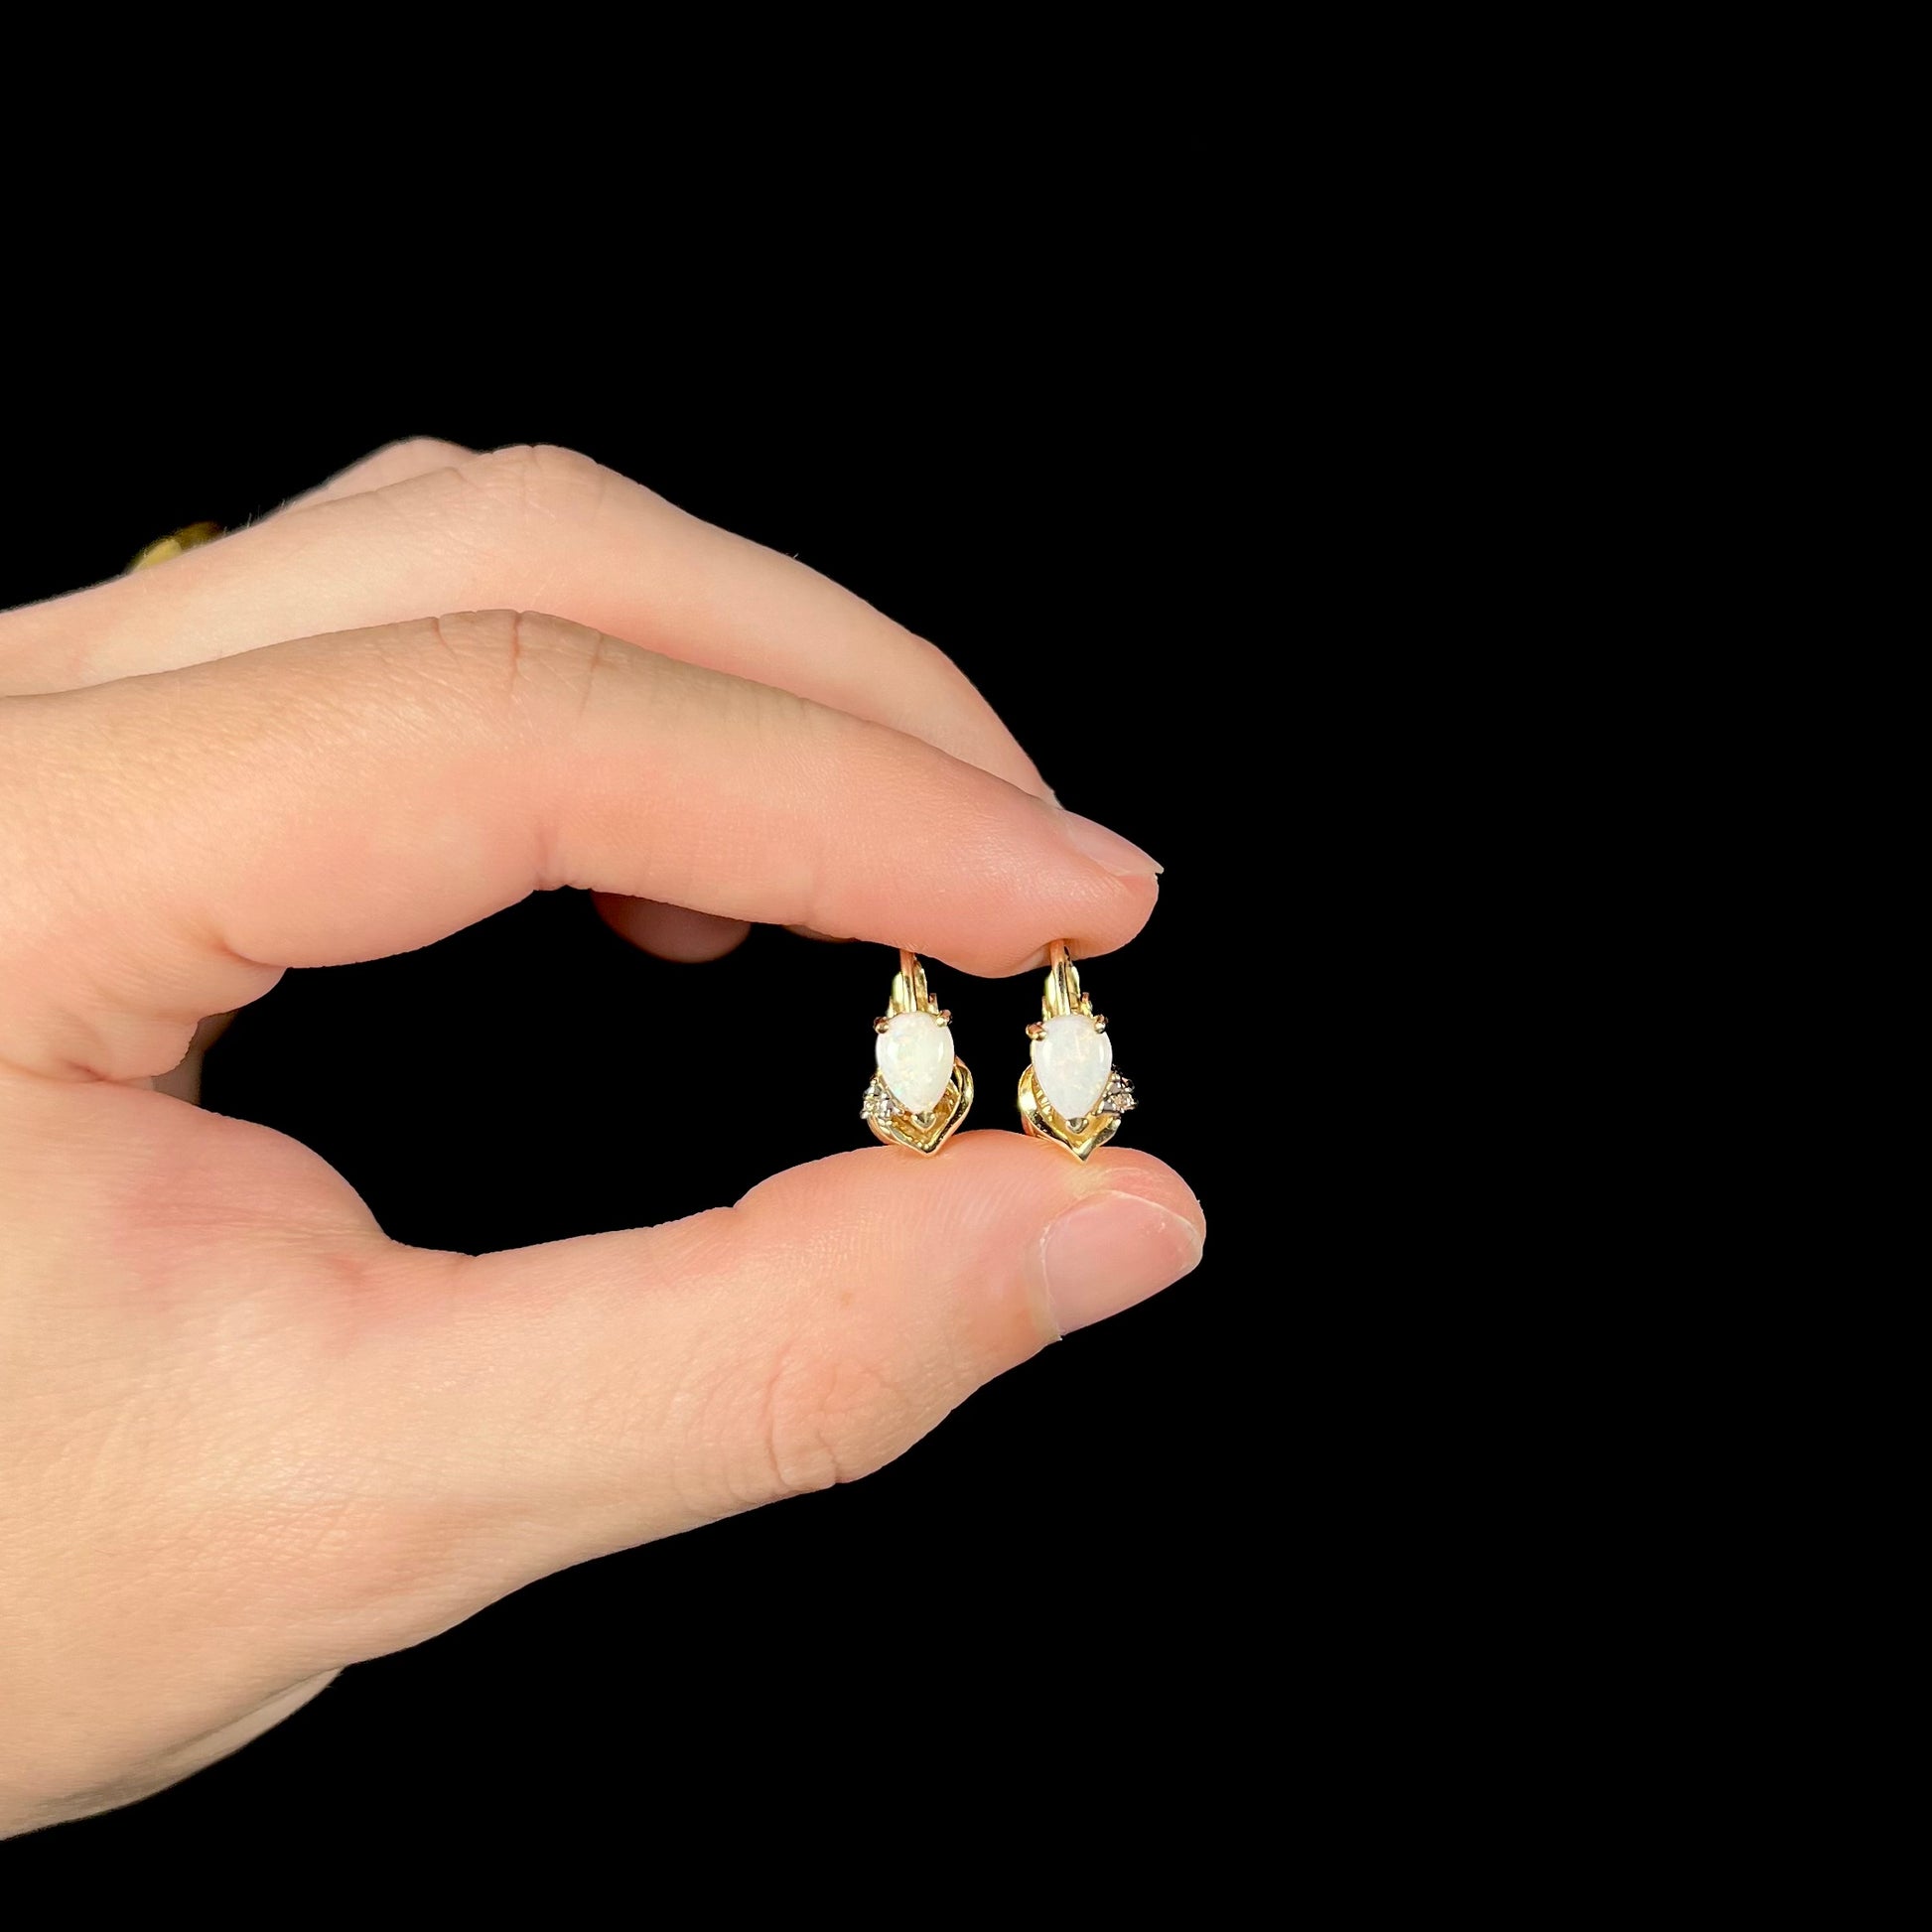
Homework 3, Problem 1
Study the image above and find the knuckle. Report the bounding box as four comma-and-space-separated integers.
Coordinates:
378, 435, 473, 468
412, 609, 610, 712
459, 443, 614, 527
710, 1345, 928, 1508
386, 434, 473, 464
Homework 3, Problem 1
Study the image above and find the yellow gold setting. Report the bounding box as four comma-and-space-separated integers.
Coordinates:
1017, 941, 1137, 1161
861, 950, 974, 1155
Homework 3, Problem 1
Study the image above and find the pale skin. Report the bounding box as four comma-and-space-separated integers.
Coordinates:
0, 442, 1204, 1836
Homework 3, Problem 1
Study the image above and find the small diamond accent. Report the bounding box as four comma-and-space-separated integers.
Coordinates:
861, 1073, 897, 1124
1096, 1069, 1137, 1116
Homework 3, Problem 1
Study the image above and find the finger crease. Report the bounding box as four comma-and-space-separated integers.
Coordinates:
504, 610, 528, 700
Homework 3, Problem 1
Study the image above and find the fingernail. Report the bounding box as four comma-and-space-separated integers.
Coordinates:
1060, 811, 1164, 879
1039, 1190, 1203, 1335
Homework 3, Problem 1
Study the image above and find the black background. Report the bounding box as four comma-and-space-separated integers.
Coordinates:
4, 371, 1244, 1858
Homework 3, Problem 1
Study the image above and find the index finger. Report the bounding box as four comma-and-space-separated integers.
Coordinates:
0, 444, 1048, 800
0, 612, 1159, 1085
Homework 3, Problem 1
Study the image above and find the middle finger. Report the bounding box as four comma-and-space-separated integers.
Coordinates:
0, 444, 1049, 800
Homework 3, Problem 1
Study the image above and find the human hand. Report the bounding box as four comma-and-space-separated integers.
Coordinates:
0, 442, 1203, 1834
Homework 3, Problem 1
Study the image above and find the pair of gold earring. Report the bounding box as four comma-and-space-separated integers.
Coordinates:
860, 942, 1137, 1162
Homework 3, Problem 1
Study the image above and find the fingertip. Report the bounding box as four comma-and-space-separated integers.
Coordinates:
1074, 871, 1163, 964
1058, 810, 1164, 880
1035, 1149, 1205, 1336
964, 870, 1160, 980
1077, 1147, 1207, 1245
593, 895, 753, 963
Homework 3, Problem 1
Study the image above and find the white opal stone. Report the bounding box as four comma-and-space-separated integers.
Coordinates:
1032, 1014, 1113, 1120
876, 1011, 955, 1114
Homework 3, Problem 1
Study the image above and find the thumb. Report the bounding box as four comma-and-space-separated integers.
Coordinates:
345, 1136, 1203, 1642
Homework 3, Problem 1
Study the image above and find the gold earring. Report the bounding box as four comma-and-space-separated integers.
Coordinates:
861, 949, 974, 1154
1018, 940, 1136, 1160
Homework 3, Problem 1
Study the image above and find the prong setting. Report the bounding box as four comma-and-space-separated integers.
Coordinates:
1020, 941, 1136, 1160
866, 950, 972, 1154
